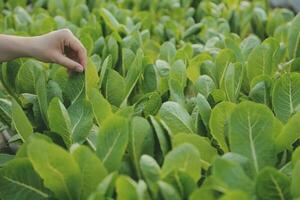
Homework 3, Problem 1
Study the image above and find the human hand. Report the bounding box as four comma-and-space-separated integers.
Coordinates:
29, 29, 87, 72
0, 29, 87, 72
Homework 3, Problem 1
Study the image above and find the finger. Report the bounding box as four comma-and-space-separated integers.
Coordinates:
54, 53, 84, 72
66, 35, 87, 69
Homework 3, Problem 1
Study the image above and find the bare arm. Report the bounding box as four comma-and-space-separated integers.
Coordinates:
0, 29, 87, 72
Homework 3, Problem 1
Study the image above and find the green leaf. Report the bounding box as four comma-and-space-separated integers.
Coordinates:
158, 181, 181, 200
229, 101, 276, 176
159, 42, 176, 63
64, 73, 85, 104
87, 172, 118, 200
71, 145, 108, 200
158, 101, 194, 135
128, 116, 154, 178
0, 154, 14, 167
88, 88, 112, 126
140, 155, 160, 198
196, 93, 211, 128
187, 53, 212, 83
116, 176, 139, 200
288, 13, 300, 59
246, 38, 279, 83
100, 8, 121, 32
169, 60, 187, 89
272, 73, 300, 123
122, 49, 144, 106
149, 115, 171, 156
162, 144, 201, 182
0, 158, 50, 200
48, 97, 72, 147
215, 49, 236, 87
11, 99, 33, 142
255, 167, 291, 200
99, 55, 112, 88
220, 191, 250, 200
172, 133, 217, 170
96, 115, 129, 172
0, 98, 12, 126
212, 156, 254, 194
16, 60, 42, 93
68, 99, 93, 143
104, 69, 125, 107
27, 137, 81, 200
292, 161, 300, 198
220, 62, 244, 102
36, 72, 48, 125
194, 75, 216, 98
276, 112, 300, 151
85, 59, 100, 97
209, 102, 236, 152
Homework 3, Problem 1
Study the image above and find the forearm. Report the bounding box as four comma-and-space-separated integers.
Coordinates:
0, 34, 35, 62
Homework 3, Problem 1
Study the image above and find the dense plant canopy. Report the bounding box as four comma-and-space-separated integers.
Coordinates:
0, 0, 300, 199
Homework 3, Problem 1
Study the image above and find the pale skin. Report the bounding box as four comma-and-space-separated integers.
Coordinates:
0, 29, 87, 72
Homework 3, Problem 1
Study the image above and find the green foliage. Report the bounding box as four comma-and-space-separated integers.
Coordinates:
1, 0, 300, 199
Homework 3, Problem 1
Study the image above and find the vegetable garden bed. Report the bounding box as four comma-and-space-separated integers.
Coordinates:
0, 0, 300, 199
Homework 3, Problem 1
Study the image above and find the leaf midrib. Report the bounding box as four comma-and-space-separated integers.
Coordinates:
247, 113, 259, 174
102, 132, 122, 164
3, 176, 49, 198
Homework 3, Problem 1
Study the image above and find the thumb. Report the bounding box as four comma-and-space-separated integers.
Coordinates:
54, 53, 84, 72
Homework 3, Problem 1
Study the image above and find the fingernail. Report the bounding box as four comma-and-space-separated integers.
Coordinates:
76, 66, 83, 72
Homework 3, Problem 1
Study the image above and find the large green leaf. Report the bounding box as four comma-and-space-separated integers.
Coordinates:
187, 53, 212, 83
172, 133, 217, 169
48, 97, 72, 147
158, 181, 181, 200
88, 88, 112, 126
229, 101, 276, 175
246, 38, 279, 83
276, 112, 300, 151
96, 115, 129, 172
159, 41, 176, 63
16, 60, 42, 93
161, 144, 201, 182
209, 102, 236, 152
71, 145, 108, 200
288, 13, 300, 59
64, 73, 85, 104
140, 155, 160, 199
158, 101, 194, 135
11, 99, 33, 142
0, 158, 50, 200
104, 69, 125, 107
128, 116, 154, 178
215, 49, 236, 87
100, 8, 121, 32
85, 59, 100, 97
255, 167, 291, 200
211, 156, 254, 194
68, 99, 93, 143
122, 49, 144, 106
196, 93, 211, 128
272, 73, 300, 123
194, 75, 216, 98
27, 137, 81, 200
220, 62, 243, 102
116, 176, 139, 200
149, 115, 171, 157
36, 72, 48, 125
